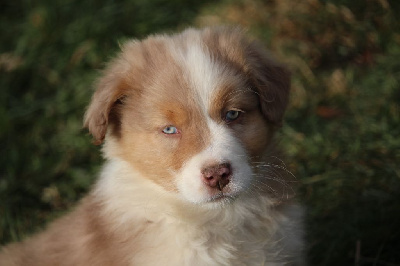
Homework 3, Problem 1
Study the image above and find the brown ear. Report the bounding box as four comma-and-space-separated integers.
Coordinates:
84, 63, 127, 145
247, 41, 291, 127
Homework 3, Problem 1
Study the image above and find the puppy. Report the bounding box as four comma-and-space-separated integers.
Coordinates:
0, 27, 304, 265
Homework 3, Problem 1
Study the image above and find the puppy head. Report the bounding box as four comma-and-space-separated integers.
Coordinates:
84, 27, 290, 206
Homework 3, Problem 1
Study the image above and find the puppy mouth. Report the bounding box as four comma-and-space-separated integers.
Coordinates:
206, 192, 236, 204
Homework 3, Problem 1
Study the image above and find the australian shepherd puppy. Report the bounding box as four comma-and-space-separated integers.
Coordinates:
0, 27, 304, 265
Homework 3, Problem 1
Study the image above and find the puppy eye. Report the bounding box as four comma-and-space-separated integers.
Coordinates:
225, 110, 241, 123
162, 126, 179, 134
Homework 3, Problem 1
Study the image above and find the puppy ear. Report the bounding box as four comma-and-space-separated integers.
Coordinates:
247, 41, 291, 127
84, 65, 127, 145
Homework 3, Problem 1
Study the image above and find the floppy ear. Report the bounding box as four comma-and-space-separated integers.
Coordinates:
84, 63, 127, 145
247, 41, 291, 127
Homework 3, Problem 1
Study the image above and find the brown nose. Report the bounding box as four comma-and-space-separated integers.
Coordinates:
201, 163, 231, 191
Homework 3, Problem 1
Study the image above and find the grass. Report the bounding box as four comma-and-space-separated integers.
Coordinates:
1, 0, 399, 265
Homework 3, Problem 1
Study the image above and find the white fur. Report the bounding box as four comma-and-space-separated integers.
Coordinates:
170, 29, 224, 110
95, 158, 304, 265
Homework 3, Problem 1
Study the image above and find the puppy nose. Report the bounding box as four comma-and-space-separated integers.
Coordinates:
201, 163, 231, 191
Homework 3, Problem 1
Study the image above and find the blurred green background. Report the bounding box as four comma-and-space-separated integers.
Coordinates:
0, 0, 399, 265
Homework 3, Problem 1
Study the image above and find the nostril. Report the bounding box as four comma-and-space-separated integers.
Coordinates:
203, 171, 214, 180
219, 166, 231, 178
201, 163, 232, 190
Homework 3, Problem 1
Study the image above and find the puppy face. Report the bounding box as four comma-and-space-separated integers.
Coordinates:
84, 27, 290, 206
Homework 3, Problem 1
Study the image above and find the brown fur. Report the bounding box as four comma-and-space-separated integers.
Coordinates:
201, 27, 291, 126
0, 27, 302, 266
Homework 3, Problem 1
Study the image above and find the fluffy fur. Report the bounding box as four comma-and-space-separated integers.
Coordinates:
0, 27, 304, 265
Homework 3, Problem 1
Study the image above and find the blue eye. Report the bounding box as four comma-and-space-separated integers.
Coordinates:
162, 126, 178, 134
225, 110, 241, 122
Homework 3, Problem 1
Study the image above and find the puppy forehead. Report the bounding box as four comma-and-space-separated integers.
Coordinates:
166, 32, 232, 112
134, 30, 249, 124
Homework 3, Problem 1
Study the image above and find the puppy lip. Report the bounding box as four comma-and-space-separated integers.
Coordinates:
206, 193, 236, 203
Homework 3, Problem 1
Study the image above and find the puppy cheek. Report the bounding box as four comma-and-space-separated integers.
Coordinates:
233, 116, 272, 157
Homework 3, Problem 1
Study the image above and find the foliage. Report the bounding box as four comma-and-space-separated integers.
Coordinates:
1, 0, 399, 265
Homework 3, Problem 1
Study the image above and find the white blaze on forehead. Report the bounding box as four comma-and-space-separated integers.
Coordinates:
183, 44, 220, 107
168, 30, 223, 112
